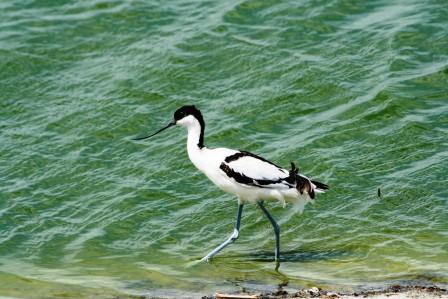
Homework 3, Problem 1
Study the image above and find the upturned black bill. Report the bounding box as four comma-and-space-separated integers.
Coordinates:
133, 121, 175, 141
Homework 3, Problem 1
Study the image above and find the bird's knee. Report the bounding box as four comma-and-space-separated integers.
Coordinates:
230, 228, 239, 241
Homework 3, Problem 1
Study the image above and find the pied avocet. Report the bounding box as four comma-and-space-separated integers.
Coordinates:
134, 105, 328, 264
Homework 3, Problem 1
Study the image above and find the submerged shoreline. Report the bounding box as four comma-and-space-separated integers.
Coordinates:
203, 285, 448, 299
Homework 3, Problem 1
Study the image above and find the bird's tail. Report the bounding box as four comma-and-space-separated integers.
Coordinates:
311, 180, 329, 192
289, 162, 329, 199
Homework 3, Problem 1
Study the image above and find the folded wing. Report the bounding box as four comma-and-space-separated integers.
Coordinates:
219, 151, 293, 189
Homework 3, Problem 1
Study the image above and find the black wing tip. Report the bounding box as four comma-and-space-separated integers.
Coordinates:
311, 180, 329, 190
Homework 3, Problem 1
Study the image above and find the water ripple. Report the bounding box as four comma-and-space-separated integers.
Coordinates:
1, 0, 448, 297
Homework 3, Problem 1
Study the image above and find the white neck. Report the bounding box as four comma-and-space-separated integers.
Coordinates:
187, 121, 202, 149
185, 119, 205, 165
177, 115, 206, 170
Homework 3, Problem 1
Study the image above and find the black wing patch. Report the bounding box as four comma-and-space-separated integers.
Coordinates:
221, 150, 289, 188
220, 159, 325, 199
224, 151, 283, 169
219, 162, 291, 188
219, 155, 296, 189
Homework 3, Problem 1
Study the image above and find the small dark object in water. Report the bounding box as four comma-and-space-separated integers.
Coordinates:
377, 188, 381, 198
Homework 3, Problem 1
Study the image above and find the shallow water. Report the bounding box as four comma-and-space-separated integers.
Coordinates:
1, 0, 447, 298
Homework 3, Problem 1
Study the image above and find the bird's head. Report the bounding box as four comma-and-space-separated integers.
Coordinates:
173, 105, 203, 127
133, 105, 204, 141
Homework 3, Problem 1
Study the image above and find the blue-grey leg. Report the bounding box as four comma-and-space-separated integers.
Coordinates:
257, 201, 280, 262
201, 203, 244, 262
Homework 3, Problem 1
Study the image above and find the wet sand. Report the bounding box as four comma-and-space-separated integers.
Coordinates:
206, 285, 448, 299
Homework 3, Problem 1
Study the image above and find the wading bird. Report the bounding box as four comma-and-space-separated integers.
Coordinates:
134, 105, 328, 264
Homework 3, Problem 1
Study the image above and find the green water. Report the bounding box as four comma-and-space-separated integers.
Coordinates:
1, 0, 448, 298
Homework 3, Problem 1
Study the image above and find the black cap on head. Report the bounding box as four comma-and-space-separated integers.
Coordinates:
174, 105, 202, 121
173, 105, 205, 148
